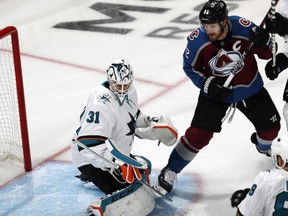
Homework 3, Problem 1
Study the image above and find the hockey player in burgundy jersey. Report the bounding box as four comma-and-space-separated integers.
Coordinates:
156, 0, 281, 194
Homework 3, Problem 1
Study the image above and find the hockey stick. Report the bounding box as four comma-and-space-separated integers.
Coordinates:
104, 140, 172, 201
270, 0, 277, 66
77, 141, 119, 169
106, 139, 147, 169
140, 179, 172, 202
76, 141, 173, 202
223, 0, 279, 88
77, 140, 145, 169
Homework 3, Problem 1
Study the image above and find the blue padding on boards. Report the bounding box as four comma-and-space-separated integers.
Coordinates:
0, 162, 198, 216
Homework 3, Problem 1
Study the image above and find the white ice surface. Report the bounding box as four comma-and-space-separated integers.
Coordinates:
0, 0, 287, 215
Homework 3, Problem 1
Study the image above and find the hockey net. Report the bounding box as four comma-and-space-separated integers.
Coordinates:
0, 26, 32, 171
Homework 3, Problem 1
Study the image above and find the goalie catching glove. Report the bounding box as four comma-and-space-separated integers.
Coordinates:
135, 114, 178, 146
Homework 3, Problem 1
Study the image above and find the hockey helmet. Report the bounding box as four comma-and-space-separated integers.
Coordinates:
271, 134, 288, 169
199, 0, 228, 24
107, 59, 133, 102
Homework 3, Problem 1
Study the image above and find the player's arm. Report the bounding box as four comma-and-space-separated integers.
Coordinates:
232, 172, 267, 216
135, 110, 178, 146
73, 101, 116, 170
265, 35, 288, 80
249, 22, 273, 59
266, 12, 288, 37
182, 29, 207, 90
73, 134, 117, 170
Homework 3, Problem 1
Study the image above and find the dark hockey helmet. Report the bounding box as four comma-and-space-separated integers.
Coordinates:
199, 0, 228, 24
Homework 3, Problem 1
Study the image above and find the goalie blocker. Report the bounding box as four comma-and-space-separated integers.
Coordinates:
135, 115, 178, 146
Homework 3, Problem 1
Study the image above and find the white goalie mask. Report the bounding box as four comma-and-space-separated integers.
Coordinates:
107, 59, 134, 103
271, 134, 288, 169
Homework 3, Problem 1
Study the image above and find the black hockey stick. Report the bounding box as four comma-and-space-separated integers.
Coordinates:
270, 0, 277, 66
223, 0, 279, 87
76, 141, 173, 202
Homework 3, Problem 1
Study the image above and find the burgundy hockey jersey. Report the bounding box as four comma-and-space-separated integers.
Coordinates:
183, 16, 272, 103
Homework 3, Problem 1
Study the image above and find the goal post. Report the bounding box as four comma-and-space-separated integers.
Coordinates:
0, 26, 32, 172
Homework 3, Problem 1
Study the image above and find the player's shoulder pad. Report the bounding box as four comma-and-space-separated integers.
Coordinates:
91, 84, 115, 106
186, 27, 210, 50
229, 15, 253, 27
229, 15, 254, 37
253, 169, 274, 183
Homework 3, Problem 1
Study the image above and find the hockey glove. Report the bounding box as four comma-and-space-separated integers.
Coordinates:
230, 188, 250, 208
202, 76, 232, 102
135, 114, 178, 146
265, 53, 288, 80
266, 12, 288, 37
113, 155, 151, 184
249, 26, 270, 49
119, 164, 142, 184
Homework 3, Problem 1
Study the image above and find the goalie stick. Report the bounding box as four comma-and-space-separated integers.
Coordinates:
77, 141, 119, 169
76, 141, 173, 202
106, 139, 147, 169
223, 0, 279, 88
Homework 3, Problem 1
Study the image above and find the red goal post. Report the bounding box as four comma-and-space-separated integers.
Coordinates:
0, 26, 32, 172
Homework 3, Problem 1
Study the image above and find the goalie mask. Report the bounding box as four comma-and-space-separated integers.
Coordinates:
107, 59, 134, 103
271, 134, 288, 169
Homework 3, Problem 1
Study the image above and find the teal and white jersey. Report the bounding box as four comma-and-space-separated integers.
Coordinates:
238, 168, 288, 216
71, 81, 139, 169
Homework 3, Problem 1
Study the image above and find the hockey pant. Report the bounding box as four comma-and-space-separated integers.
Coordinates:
167, 87, 280, 173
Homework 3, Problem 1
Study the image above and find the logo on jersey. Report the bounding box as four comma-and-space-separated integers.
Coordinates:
209, 49, 243, 77
126, 113, 136, 136
97, 93, 111, 104
188, 29, 199, 41
239, 17, 251, 27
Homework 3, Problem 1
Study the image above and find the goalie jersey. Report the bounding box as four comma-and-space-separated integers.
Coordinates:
71, 81, 139, 168
238, 168, 288, 216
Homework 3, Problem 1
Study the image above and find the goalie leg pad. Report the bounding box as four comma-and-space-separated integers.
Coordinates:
90, 182, 156, 216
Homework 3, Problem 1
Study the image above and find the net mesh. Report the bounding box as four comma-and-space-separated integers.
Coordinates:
0, 33, 23, 163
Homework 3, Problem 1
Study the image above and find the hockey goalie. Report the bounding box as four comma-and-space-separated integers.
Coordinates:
70, 59, 178, 216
